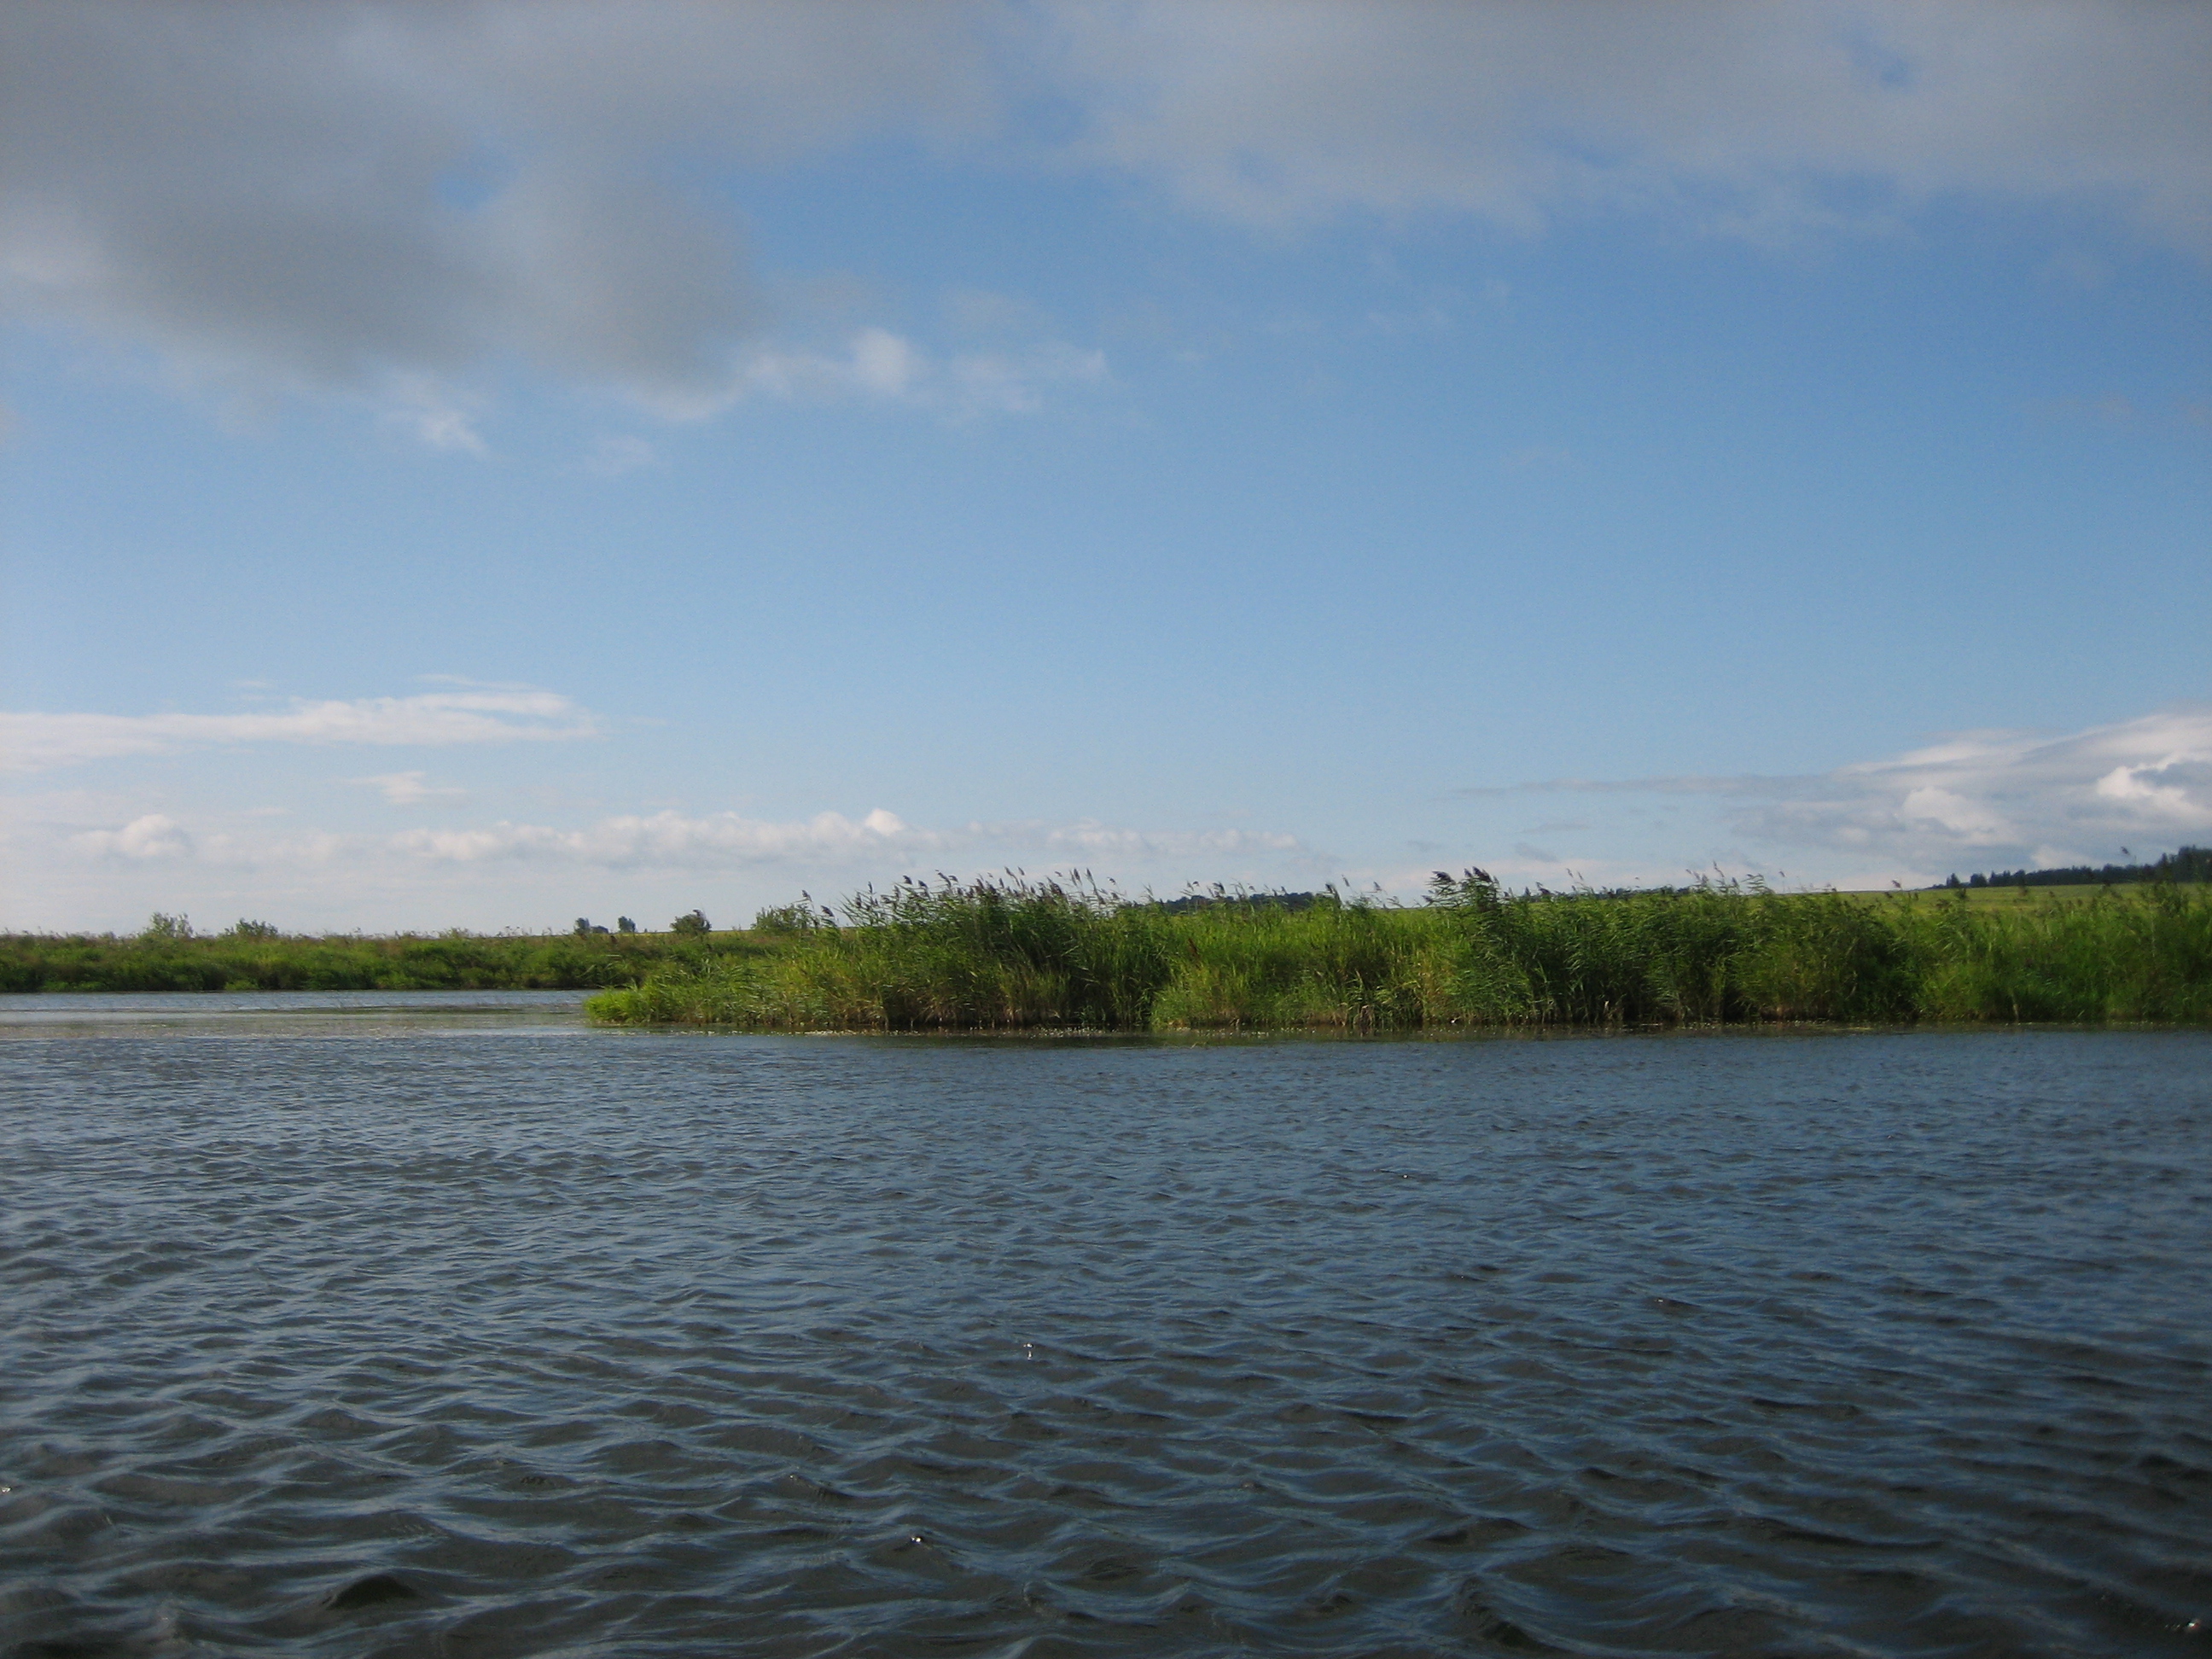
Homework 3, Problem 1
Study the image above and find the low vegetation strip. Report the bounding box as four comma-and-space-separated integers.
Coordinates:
584, 873, 2212, 1031
0, 928, 772, 993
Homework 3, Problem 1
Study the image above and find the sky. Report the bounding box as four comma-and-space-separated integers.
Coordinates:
2, 1, 2209, 934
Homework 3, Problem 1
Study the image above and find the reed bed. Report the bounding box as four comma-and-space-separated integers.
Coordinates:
586, 873, 2212, 1031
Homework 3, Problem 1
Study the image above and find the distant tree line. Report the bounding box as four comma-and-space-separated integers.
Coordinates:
1150, 887, 1329, 915
1941, 846, 2209, 889
573, 911, 712, 936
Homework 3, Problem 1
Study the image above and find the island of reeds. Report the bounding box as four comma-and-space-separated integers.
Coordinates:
583, 869, 2212, 1032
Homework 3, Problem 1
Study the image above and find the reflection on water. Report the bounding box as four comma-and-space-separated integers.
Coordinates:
3, 1010, 2208, 1656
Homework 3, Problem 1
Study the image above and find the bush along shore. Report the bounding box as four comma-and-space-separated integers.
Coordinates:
0, 920, 777, 993
584, 871, 2212, 1032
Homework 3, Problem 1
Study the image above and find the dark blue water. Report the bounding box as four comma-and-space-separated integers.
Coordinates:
3, 999, 2208, 1656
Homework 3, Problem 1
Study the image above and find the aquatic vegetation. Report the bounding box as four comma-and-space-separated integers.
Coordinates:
586, 873, 2212, 1030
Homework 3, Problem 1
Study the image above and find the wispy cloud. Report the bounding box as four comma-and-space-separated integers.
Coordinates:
0, 689, 601, 773
352, 771, 469, 806
381, 375, 488, 454
1027, 821, 1300, 860
584, 434, 660, 475
1499, 445, 1575, 474
393, 807, 934, 869
736, 329, 1107, 419
33, 801, 1305, 880
2025, 393, 2212, 436
388, 809, 1295, 871
1458, 705, 2212, 876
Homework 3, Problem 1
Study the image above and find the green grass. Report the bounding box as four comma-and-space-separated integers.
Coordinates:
585, 874, 2212, 1031
1847, 882, 2212, 910
0, 927, 782, 993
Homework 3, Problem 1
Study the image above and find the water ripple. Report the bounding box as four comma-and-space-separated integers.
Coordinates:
3, 1021, 2209, 1656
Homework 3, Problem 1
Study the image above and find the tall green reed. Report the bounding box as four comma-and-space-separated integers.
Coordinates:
585, 872, 2212, 1030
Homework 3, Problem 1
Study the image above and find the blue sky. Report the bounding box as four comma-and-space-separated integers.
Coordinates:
3, 2, 2208, 932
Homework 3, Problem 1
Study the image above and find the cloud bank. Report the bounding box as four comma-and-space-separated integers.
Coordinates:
13, 703, 2209, 926
3, 791, 1312, 930
1469, 705, 2212, 878
3, 2, 2204, 434
1, 797, 1308, 936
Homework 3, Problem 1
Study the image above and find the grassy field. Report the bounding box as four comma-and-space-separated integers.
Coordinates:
1842, 882, 2212, 910
0, 928, 783, 993
585, 874, 2212, 1032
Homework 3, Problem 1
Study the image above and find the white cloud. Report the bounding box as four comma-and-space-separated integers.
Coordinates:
1465, 704, 2212, 879
847, 328, 927, 400
0, 689, 601, 773
72, 812, 190, 861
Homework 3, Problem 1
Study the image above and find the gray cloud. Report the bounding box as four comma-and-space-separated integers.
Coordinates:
0, 2, 995, 415
3, 2, 2204, 429
7, 7, 495, 385
1053, 2, 2212, 248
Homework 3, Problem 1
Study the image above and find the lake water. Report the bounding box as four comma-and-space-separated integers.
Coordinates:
3, 995, 2207, 1656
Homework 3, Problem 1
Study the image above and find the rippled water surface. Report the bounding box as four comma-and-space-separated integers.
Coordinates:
3, 1000, 2209, 1656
